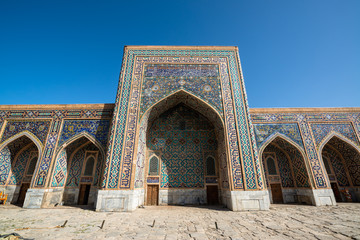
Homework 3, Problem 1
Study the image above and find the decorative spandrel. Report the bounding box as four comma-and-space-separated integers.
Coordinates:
140, 64, 223, 119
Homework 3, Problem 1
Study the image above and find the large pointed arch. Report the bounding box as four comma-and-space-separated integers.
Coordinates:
132, 89, 232, 205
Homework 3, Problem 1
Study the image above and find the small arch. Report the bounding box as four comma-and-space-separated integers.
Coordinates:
148, 155, 159, 176
26, 155, 38, 175
266, 156, 277, 175
206, 156, 216, 176
84, 156, 95, 176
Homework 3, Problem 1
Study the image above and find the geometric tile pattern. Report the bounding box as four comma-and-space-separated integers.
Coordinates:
263, 145, 295, 188
66, 143, 100, 187
66, 148, 85, 187
274, 138, 310, 188
58, 119, 111, 147
263, 144, 295, 188
0, 135, 37, 186
148, 104, 217, 188
51, 149, 67, 187
94, 153, 103, 187
106, 48, 259, 191
323, 137, 360, 186
134, 111, 149, 189
322, 146, 350, 187
8, 145, 37, 185
0, 147, 11, 185
254, 123, 304, 149
1, 120, 51, 145
141, 64, 223, 119
263, 138, 310, 188
310, 123, 359, 147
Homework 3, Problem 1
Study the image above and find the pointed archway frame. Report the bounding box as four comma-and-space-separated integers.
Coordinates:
318, 131, 360, 188
130, 89, 231, 192
47, 131, 106, 188
258, 132, 316, 189
0, 130, 44, 188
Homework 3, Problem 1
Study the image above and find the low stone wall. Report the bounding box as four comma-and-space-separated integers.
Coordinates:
311, 188, 336, 206
224, 190, 270, 211
158, 189, 206, 205
96, 189, 144, 212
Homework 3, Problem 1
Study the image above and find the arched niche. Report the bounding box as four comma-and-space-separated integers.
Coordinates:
320, 135, 360, 202
133, 90, 230, 207
259, 135, 313, 205
47, 135, 105, 208
0, 132, 42, 206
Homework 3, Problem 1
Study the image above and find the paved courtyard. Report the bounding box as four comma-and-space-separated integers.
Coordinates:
0, 203, 359, 240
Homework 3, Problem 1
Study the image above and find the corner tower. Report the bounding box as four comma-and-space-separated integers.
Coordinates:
97, 46, 269, 211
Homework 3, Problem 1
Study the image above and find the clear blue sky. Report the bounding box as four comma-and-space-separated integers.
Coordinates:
1, 0, 359, 108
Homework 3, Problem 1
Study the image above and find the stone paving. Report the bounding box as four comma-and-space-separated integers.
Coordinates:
0, 203, 360, 240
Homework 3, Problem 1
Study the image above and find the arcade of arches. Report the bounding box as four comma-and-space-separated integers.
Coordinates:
0, 46, 360, 211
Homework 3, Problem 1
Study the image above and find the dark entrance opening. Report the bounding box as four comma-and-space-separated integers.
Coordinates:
206, 185, 219, 205
270, 183, 283, 203
17, 183, 30, 205
331, 182, 342, 202
78, 184, 90, 205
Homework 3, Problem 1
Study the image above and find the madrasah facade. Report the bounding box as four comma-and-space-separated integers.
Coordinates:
0, 46, 359, 212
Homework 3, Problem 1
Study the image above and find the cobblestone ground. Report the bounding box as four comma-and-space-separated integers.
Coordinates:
0, 203, 360, 240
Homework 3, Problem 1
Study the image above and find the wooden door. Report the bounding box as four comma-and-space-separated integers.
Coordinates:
147, 185, 159, 205
270, 183, 283, 203
78, 184, 91, 205
331, 183, 342, 202
206, 185, 219, 205
17, 183, 30, 205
